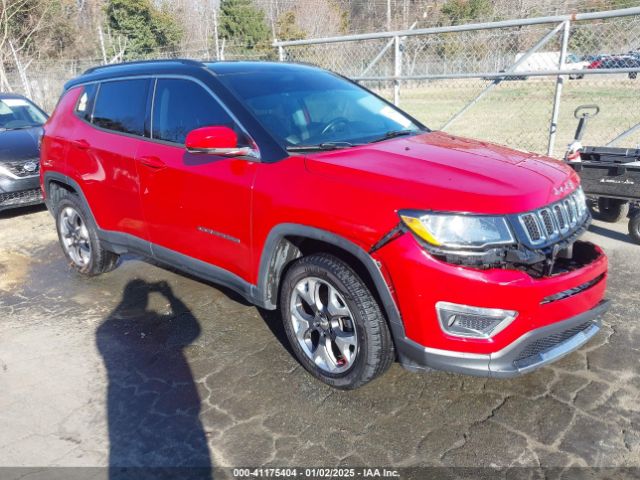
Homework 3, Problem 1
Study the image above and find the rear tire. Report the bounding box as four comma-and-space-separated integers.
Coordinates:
594, 197, 629, 223
53, 189, 119, 276
628, 213, 640, 244
280, 253, 394, 390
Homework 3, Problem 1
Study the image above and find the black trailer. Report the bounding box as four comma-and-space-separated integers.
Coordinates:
565, 105, 640, 244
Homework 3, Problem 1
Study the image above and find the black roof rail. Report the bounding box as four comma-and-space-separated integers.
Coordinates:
82, 58, 206, 75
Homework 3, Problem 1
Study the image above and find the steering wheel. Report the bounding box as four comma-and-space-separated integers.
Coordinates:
321, 117, 350, 136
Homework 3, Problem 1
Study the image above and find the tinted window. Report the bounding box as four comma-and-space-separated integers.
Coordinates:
152, 79, 234, 144
75, 84, 97, 123
93, 79, 149, 136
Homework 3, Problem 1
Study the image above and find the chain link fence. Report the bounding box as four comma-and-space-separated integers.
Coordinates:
277, 7, 640, 158
2, 7, 640, 159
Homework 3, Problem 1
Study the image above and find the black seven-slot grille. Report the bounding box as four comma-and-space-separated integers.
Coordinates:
513, 320, 593, 369
517, 189, 588, 245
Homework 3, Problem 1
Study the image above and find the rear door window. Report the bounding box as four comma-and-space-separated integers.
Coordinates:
92, 79, 149, 136
151, 78, 235, 145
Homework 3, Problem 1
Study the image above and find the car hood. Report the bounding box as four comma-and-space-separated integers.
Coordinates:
0, 127, 42, 163
303, 131, 580, 215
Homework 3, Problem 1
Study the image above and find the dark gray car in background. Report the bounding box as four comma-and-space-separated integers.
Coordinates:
0, 93, 48, 212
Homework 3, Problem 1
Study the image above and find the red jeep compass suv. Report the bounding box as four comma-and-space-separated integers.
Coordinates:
40, 60, 609, 389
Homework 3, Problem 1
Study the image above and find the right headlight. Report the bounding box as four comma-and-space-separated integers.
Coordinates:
399, 210, 515, 250
573, 187, 588, 219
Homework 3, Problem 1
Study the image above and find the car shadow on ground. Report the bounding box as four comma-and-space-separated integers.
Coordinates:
588, 224, 637, 245
96, 279, 213, 479
0, 204, 46, 219
256, 307, 296, 358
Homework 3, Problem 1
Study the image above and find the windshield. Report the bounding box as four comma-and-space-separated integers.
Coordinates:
0, 97, 47, 130
215, 66, 424, 148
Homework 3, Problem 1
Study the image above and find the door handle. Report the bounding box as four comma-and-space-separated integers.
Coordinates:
71, 139, 90, 150
138, 155, 166, 169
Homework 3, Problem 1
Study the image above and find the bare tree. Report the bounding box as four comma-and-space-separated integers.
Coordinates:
0, 0, 54, 92
292, 0, 346, 38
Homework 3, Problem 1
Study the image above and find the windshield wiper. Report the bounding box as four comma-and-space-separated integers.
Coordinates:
286, 142, 360, 152
368, 129, 417, 144
5, 125, 41, 131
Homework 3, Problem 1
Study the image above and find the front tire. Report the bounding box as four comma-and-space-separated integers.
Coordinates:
54, 190, 119, 276
629, 213, 640, 244
594, 197, 629, 223
280, 253, 394, 390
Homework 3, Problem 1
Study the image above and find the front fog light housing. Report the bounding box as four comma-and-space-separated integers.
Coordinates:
436, 302, 518, 339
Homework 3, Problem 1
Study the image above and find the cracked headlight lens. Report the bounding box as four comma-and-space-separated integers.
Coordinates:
399, 210, 515, 249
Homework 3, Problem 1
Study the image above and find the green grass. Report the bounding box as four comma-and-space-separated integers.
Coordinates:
372, 77, 640, 157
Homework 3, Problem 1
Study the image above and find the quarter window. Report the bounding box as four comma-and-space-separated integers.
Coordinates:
92, 79, 149, 136
75, 84, 98, 123
152, 78, 235, 144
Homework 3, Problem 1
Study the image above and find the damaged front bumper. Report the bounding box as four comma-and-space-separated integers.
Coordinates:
372, 223, 609, 376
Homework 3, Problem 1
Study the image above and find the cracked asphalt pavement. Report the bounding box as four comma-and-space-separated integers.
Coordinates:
0, 205, 639, 470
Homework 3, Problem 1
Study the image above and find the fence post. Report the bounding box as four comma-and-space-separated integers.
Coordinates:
278, 44, 284, 62
393, 35, 401, 105
441, 21, 566, 131
363, 22, 417, 81
547, 20, 570, 156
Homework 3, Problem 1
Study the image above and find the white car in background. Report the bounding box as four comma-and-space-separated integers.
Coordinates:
513, 52, 589, 79
565, 54, 590, 79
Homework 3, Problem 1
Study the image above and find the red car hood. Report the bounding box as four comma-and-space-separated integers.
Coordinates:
304, 131, 580, 215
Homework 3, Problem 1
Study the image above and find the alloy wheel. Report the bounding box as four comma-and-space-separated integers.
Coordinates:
59, 206, 91, 267
289, 276, 358, 374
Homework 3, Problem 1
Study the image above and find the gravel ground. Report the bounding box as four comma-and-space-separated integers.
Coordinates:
0, 205, 639, 472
